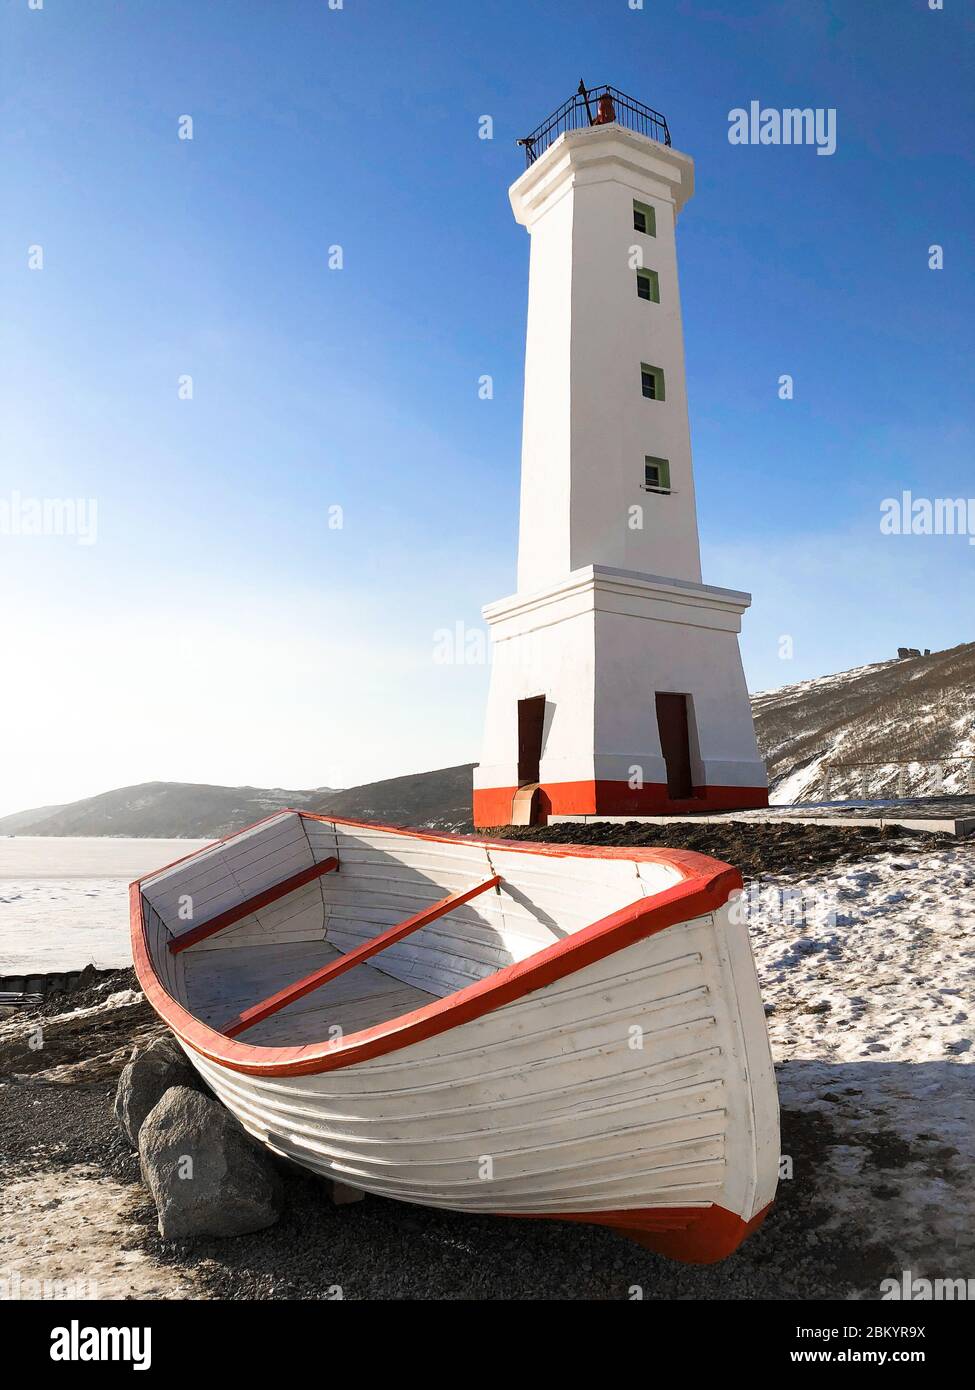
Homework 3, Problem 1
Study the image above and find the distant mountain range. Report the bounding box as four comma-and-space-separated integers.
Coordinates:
0, 766, 477, 839
3, 644, 972, 837
0, 803, 69, 834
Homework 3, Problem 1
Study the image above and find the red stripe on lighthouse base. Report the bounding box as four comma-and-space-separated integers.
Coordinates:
472, 779, 769, 828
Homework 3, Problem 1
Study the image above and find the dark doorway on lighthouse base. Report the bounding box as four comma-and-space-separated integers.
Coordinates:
655, 692, 695, 800
511, 696, 547, 826
517, 696, 546, 785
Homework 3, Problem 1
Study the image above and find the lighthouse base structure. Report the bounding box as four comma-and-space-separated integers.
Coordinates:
473, 565, 769, 829
473, 780, 770, 827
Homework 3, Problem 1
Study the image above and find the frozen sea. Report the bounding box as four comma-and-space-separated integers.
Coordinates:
0, 836, 211, 974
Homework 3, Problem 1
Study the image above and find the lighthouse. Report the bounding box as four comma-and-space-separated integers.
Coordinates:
472, 85, 769, 827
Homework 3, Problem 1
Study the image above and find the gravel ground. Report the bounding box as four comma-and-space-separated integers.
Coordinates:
1, 822, 970, 1301
0, 1068, 894, 1300
484, 818, 943, 877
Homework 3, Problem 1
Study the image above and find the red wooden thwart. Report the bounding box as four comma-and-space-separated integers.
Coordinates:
222, 874, 502, 1038
168, 856, 340, 955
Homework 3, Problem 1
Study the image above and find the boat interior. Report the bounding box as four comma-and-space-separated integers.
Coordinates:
138, 812, 686, 1049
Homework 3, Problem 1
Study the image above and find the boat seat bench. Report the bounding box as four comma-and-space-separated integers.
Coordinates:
168, 856, 340, 954
222, 874, 503, 1038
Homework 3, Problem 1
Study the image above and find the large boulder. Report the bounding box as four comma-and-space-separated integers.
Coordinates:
115, 1034, 198, 1146
139, 1086, 283, 1240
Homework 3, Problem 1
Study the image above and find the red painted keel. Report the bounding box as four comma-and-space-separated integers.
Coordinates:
517, 1201, 773, 1264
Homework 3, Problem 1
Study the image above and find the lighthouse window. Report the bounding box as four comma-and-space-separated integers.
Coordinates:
644, 457, 671, 493
633, 200, 656, 236
641, 363, 665, 401
636, 268, 659, 303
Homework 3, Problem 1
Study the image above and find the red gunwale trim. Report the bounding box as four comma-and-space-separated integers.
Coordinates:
169, 856, 339, 954
131, 812, 741, 1079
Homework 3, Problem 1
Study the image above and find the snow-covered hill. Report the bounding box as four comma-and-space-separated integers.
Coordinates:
753, 642, 975, 804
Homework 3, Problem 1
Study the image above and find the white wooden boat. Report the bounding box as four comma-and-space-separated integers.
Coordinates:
131, 812, 779, 1263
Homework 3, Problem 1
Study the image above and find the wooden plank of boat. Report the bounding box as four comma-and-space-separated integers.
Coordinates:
168, 856, 339, 955
222, 874, 502, 1038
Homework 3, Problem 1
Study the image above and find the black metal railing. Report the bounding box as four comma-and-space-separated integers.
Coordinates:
517, 81, 671, 167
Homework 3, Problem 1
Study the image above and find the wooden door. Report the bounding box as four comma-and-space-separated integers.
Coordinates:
517, 696, 546, 786
655, 693, 693, 800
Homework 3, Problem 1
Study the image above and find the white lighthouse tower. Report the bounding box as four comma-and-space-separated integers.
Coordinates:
473, 85, 768, 827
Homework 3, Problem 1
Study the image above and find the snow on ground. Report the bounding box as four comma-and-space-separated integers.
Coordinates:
740, 843, 975, 1289
0, 1166, 199, 1300
742, 845, 975, 1063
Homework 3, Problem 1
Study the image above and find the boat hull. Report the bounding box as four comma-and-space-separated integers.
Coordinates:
131, 814, 779, 1263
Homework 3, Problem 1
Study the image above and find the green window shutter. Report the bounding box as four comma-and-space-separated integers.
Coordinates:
641, 363, 665, 401
636, 269, 660, 303
633, 200, 656, 236
644, 456, 671, 492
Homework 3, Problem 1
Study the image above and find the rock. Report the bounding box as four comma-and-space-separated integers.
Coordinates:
139, 1086, 282, 1240
115, 1034, 198, 1147
329, 1179, 365, 1206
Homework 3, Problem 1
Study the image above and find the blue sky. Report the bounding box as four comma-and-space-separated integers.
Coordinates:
1, 0, 973, 815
